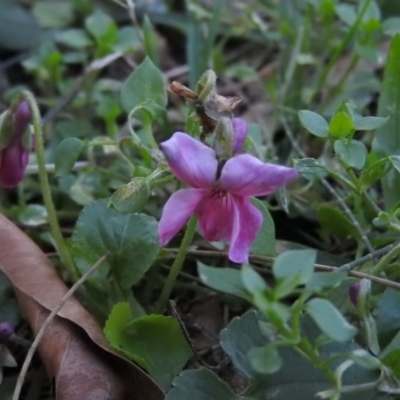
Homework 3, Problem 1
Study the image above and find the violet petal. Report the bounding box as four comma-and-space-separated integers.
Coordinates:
232, 118, 248, 154
219, 154, 299, 197
228, 197, 262, 263
158, 188, 207, 245
160, 132, 218, 188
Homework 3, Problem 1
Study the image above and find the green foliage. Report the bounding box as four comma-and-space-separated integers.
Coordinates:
197, 263, 250, 300
294, 158, 327, 181
272, 249, 315, 285
71, 199, 159, 289
334, 139, 367, 170
54, 138, 85, 177
0, 0, 41, 50
120, 56, 167, 117
167, 368, 237, 400
329, 111, 354, 139
318, 206, 361, 240
104, 303, 192, 390
220, 311, 268, 378
250, 199, 276, 256
298, 110, 329, 138
306, 298, 357, 342
373, 34, 400, 207
5, 1, 400, 398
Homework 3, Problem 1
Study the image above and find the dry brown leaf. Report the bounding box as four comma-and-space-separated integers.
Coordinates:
0, 214, 164, 400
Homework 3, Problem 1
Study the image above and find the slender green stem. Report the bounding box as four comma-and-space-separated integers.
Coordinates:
155, 215, 198, 313
388, 222, 400, 234
342, 164, 382, 214
372, 243, 400, 275
313, 0, 371, 104
297, 339, 337, 387
22, 91, 78, 282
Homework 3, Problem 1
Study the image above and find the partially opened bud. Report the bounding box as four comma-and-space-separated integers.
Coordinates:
108, 177, 150, 213
349, 279, 371, 316
0, 101, 32, 188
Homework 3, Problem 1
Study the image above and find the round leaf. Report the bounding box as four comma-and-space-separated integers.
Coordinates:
272, 249, 316, 285
248, 344, 282, 374
71, 199, 159, 288
306, 298, 357, 342
334, 139, 367, 170
298, 110, 329, 138
197, 262, 249, 299
104, 303, 191, 390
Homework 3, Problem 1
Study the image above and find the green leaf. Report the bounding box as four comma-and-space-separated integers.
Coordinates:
350, 349, 381, 370
298, 110, 329, 138
121, 56, 167, 115
329, 111, 354, 138
197, 262, 249, 299
374, 288, 400, 348
306, 298, 357, 342
250, 199, 276, 256
17, 204, 48, 227
306, 271, 346, 292
382, 349, 400, 378
248, 344, 282, 374
55, 29, 93, 49
108, 178, 150, 213
0, 0, 41, 50
318, 206, 361, 239
244, 317, 380, 400
294, 158, 326, 180
32, 0, 74, 28
353, 115, 389, 131
241, 265, 267, 293
390, 155, 400, 174
54, 138, 85, 177
383, 17, 400, 36
71, 199, 159, 289
272, 250, 316, 285
104, 303, 191, 390
166, 368, 238, 400
373, 35, 400, 208
359, 158, 389, 189
334, 139, 367, 170
85, 9, 115, 40
220, 310, 268, 378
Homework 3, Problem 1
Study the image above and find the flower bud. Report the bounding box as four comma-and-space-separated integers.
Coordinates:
349, 279, 371, 316
196, 70, 217, 101
108, 177, 150, 213
0, 101, 32, 188
0, 322, 14, 344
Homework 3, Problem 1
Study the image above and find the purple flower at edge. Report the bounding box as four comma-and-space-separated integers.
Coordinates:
158, 118, 299, 263
0, 322, 14, 343
0, 101, 31, 188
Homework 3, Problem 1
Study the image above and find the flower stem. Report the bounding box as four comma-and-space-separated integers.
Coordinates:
22, 91, 78, 282
155, 215, 197, 313
372, 242, 400, 276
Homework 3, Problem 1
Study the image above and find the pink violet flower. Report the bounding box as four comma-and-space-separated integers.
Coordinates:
0, 101, 32, 188
158, 119, 299, 263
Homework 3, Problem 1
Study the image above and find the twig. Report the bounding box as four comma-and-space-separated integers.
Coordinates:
280, 116, 377, 262
338, 243, 396, 271
12, 252, 111, 400
168, 301, 219, 370
166, 249, 400, 291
